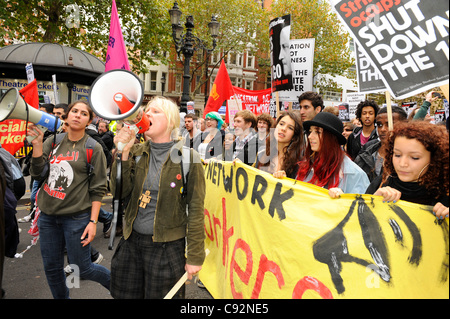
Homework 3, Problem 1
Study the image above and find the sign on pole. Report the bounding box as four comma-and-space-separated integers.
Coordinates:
278, 39, 315, 102
270, 14, 294, 93
355, 42, 386, 93
332, 0, 449, 99
346, 92, 366, 119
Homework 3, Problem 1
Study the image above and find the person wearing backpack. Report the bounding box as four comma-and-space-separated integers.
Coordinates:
28, 100, 110, 299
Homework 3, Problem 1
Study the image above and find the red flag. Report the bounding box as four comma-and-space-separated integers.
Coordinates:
19, 79, 39, 109
204, 60, 234, 118
0, 80, 39, 155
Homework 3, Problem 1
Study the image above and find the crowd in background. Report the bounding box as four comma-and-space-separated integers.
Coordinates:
0, 89, 448, 299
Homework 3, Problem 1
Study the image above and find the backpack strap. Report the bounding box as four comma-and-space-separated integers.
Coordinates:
84, 136, 97, 164
50, 133, 97, 176
84, 136, 97, 177
51, 132, 67, 149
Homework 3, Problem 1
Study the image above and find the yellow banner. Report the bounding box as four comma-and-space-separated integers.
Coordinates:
200, 161, 449, 299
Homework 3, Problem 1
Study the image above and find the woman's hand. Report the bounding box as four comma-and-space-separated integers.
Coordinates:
232, 158, 242, 165
114, 126, 136, 159
185, 264, 202, 280
433, 202, 449, 220
328, 187, 344, 199
425, 91, 440, 103
273, 170, 286, 179
373, 186, 402, 203
81, 221, 97, 247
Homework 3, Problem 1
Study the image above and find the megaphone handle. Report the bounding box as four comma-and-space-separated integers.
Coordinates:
117, 142, 126, 152
26, 125, 48, 143
108, 154, 122, 250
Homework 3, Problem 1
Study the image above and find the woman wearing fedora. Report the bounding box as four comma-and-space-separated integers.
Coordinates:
295, 112, 370, 198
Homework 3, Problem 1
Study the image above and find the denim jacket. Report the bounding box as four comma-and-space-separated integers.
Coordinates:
338, 156, 370, 193
303, 156, 370, 194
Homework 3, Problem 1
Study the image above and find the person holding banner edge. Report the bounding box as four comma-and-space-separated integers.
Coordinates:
295, 112, 370, 198
366, 121, 449, 220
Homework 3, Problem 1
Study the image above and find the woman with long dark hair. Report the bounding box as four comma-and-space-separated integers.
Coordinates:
256, 111, 304, 179
296, 112, 369, 197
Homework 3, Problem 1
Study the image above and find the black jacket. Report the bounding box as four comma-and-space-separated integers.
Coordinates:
354, 139, 382, 182
346, 126, 378, 160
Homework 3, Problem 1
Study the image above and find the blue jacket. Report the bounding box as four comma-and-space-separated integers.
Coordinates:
303, 156, 369, 194
338, 156, 370, 194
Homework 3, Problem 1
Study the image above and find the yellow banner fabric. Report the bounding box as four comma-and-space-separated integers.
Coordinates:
200, 161, 449, 299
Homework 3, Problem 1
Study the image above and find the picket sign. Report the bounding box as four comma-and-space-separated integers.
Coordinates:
385, 91, 394, 131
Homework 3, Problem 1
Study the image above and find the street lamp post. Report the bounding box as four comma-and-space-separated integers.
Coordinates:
169, 1, 219, 113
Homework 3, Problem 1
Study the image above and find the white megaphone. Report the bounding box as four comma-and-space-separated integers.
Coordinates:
0, 88, 61, 142
89, 69, 149, 150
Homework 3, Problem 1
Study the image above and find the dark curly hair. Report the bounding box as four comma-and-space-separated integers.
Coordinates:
381, 121, 449, 199
355, 100, 379, 121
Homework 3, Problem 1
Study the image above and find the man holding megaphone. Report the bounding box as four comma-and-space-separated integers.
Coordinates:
27, 100, 111, 299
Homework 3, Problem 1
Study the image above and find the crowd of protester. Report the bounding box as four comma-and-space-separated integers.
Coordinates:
0, 89, 448, 299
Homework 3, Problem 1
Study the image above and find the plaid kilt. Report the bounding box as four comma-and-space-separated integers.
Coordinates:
110, 231, 186, 299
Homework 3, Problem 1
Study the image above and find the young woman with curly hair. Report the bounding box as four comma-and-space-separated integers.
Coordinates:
366, 121, 449, 220
256, 111, 304, 179
295, 112, 370, 198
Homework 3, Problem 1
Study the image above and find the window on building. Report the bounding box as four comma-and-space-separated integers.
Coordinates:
230, 52, 237, 65
245, 80, 253, 90
161, 72, 167, 93
175, 74, 182, 93
247, 53, 255, 69
195, 75, 201, 94
266, 76, 271, 89
150, 71, 157, 91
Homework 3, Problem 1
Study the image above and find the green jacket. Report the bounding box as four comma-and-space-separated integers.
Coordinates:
110, 140, 206, 266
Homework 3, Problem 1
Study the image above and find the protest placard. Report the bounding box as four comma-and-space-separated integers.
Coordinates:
278, 39, 315, 102
332, 0, 449, 99
270, 14, 294, 92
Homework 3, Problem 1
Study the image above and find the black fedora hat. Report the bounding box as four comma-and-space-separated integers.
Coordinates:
303, 112, 347, 145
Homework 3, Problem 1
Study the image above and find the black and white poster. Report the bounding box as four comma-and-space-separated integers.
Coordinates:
355, 42, 386, 93
270, 14, 294, 93
333, 0, 449, 99
278, 38, 315, 102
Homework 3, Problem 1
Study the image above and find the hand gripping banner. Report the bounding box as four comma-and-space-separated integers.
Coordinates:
200, 161, 449, 299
